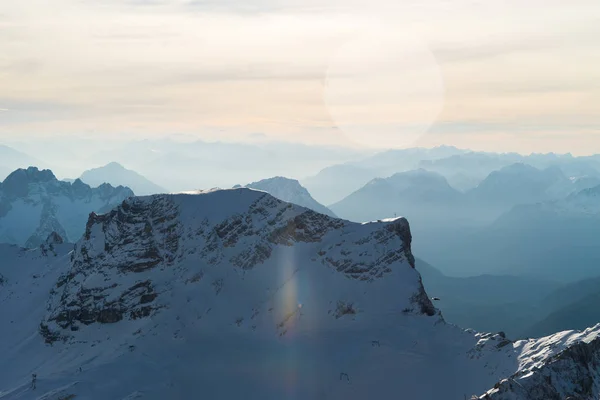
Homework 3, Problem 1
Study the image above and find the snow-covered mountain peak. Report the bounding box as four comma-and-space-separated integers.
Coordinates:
40, 189, 434, 345
244, 176, 336, 217
1, 167, 57, 198
244, 176, 309, 199
5, 166, 56, 182
0, 168, 134, 247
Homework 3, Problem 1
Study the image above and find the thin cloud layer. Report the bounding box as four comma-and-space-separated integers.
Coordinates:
0, 0, 599, 153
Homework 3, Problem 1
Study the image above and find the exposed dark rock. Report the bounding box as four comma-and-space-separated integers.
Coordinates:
44, 278, 160, 339
97, 308, 123, 324
140, 293, 157, 304
334, 301, 358, 319
409, 289, 437, 317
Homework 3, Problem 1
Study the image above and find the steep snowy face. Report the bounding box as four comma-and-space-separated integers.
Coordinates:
244, 176, 337, 217
0, 167, 134, 247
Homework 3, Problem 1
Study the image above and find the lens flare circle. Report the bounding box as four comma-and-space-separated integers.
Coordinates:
324, 26, 445, 148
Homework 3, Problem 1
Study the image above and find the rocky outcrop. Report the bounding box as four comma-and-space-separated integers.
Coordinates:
318, 217, 416, 282
39, 232, 66, 256
45, 231, 65, 245
81, 195, 181, 273
43, 278, 160, 338
25, 202, 68, 248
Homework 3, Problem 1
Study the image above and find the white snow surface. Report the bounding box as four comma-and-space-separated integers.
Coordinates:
1, 188, 600, 400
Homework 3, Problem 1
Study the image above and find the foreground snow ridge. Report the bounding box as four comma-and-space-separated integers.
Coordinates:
1, 188, 600, 400
479, 324, 600, 399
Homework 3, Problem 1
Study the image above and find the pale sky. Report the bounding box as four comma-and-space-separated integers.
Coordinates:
1, 0, 599, 154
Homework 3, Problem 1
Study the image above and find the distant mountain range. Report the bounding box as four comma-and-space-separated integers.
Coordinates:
521, 276, 600, 338
420, 185, 600, 281
416, 258, 561, 338
468, 163, 570, 207
417, 152, 523, 191
7, 138, 367, 193
303, 146, 467, 204
3, 140, 600, 282
303, 147, 600, 205
0, 167, 133, 247
80, 162, 167, 196
330, 162, 586, 225
330, 163, 600, 281
302, 164, 381, 206
436, 270, 600, 339
330, 169, 463, 226
242, 176, 336, 217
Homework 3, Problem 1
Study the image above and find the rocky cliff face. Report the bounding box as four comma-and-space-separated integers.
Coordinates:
0, 167, 134, 247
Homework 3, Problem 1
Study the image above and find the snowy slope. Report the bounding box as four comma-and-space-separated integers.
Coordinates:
2, 189, 600, 400
244, 176, 336, 217
0, 167, 134, 247
0, 234, 75, 398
